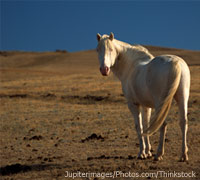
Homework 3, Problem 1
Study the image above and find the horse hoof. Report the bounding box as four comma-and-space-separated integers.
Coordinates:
146, 151, 152, 158
137, 153, 147, 160
179, 154, 188, 162
154, 155, 163, 161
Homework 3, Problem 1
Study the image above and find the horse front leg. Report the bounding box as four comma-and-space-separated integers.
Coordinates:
128, 102, 146, 159
142, 107, 152, 158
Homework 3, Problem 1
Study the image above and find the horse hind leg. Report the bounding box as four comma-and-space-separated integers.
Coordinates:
175, 89, 189, 161
154, 121, 167, 161
177, 98, 189, 161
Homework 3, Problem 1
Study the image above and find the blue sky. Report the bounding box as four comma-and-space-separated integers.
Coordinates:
1, 1, 200, 52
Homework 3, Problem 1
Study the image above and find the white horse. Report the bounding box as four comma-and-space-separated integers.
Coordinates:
96, 33, 190, 161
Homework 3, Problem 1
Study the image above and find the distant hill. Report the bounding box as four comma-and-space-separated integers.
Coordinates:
0, 46, 199, 75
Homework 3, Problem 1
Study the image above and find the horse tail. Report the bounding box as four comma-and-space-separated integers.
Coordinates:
143, 60, 181, 136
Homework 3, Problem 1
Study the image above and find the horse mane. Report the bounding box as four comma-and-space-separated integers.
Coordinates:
106, 38, 154, 80
100, 34, 153, 59
113, 39, 154, 64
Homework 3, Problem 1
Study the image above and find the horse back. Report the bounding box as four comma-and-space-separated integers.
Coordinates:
146, 55, 189, 103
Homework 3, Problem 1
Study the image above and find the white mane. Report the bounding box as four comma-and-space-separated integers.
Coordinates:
113, 39, 154, 63
100, 34, 153, 62
107, 38, 154, 81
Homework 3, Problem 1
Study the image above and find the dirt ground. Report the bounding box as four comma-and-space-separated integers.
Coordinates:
0, 46, 200, 180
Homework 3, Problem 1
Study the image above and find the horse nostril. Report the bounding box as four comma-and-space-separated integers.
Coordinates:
100, 66, 110, 76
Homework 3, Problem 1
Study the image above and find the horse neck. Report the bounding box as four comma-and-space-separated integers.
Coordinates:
111, 40, 154, 81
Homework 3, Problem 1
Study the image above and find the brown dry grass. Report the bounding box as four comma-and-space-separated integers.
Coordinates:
0, 46, 200, 180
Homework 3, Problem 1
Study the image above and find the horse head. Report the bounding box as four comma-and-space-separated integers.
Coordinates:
96, 32, 118, 76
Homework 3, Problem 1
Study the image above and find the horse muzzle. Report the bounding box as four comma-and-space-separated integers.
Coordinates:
100, 66, 110, 76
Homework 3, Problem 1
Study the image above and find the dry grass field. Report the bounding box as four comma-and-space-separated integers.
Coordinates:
0, 46, 200, 180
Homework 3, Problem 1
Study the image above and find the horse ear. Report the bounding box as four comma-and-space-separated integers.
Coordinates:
97, 33, 101, 42
109, 32, 114, 41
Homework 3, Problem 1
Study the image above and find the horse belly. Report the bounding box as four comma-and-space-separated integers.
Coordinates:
134, 85, 155, 108
124, 75, 154, 108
